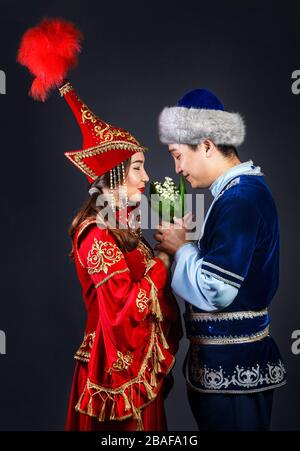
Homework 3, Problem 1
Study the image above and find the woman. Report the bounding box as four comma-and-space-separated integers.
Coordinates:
17, 19, 182, 430
65, 149, 182, 431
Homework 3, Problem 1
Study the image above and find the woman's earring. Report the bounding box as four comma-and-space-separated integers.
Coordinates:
137, 209, 142, 238
121, 162, 128, 208
110, 169, 116, 212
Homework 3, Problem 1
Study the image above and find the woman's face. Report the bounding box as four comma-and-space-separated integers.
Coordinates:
125, 152, 149, 202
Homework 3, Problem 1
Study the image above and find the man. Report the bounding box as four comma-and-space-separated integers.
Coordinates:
154, 88, 286, 431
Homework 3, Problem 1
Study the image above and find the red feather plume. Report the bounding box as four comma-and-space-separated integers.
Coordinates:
17, 18, 83, 101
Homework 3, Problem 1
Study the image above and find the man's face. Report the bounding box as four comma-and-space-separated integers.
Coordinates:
168, 143, 212, 188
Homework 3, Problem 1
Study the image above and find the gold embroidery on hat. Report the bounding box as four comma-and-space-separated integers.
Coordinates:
81, 104, 98, 124
65, 141, 147, 181
59, 81, 73, 96
81, 103, 138, 144
87, 239, 123, 274
95, 124, 138, 144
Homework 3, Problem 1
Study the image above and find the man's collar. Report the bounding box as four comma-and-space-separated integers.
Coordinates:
209, 160, 263, 198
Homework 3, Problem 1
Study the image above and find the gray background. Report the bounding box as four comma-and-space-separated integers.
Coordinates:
0, 0, 299, 430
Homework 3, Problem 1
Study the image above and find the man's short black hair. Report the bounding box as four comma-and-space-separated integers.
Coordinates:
189, 143, 239, 159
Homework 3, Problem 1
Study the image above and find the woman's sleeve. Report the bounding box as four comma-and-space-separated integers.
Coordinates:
78, 226, 168, 328
75, 226, 177, 427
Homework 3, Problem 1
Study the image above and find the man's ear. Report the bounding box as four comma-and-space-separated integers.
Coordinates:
203, 139, 215, 157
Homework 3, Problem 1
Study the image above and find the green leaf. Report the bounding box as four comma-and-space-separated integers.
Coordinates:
149, 182, 157, 196
178, 175, 186, 217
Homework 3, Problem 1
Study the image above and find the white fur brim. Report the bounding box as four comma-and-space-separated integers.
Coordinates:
158, 106, 245, 146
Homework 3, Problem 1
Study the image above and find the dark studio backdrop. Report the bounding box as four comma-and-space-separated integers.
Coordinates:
0, 0, 299, 431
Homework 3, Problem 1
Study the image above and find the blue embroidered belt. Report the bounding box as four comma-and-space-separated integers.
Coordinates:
184, 308, 270, 345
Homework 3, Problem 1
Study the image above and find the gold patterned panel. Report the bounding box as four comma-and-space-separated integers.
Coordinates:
136, 288, 150, 314
94, 122, 109, 139
80, 103, 139, 145
94, 125, 138, 144
107, 351, 133, 374
87, 239, 124, 274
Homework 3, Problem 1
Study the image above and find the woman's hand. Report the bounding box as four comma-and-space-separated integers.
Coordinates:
157, 251, 171, 269
154, 213, 193, 256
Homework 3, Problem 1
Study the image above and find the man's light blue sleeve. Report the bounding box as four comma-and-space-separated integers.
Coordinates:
171, 243, 238, 311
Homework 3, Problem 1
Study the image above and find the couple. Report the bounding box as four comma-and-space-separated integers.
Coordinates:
18, 18, 286, 432
62, 85, 286, 431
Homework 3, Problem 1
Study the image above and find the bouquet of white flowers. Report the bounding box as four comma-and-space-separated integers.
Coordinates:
150, 175, 186, 223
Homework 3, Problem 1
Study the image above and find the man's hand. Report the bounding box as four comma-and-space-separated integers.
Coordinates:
153, 213, 193, 256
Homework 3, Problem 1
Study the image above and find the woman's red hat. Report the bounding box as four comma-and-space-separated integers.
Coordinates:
17, 18, 146, 183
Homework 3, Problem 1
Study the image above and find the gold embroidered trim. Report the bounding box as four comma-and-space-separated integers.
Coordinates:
65, 154, 98, 180
185, 307, 268, 323
144, 259, 156, 275
74, 331, 96, 362
187, 351, 286, 394
77, 219, 97, 241
87, 239, 123, 274
94, 268, 130, 288
75, 247, 85, 269
59, 81, 73, 96
76, 322, 171, 395
76, 363, 176, 428
65, 141, 147, 181
68, 141, 146, 159
75, 219, 97, 268
189, 326, 270, 345
75, 300, 174, 428
74, 352, 90, 363
137, 240, 153, 266
107, 351, 133, 374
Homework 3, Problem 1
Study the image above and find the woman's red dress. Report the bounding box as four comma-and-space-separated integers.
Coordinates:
65, 218, 182, 431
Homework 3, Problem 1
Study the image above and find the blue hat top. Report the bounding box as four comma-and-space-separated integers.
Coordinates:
176, 88, 224, 111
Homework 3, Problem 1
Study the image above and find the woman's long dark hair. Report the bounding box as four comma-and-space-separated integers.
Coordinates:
68, 158, 139, 257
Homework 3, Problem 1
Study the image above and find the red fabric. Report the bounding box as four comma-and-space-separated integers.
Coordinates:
66, 361, 167, 431
62, 84, 147, 183
65, 219, 182, 431
17, 18, 146, 182
17, 18, 83, 101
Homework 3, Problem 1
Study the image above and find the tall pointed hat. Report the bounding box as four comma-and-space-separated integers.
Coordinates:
17, 18, 147, 184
